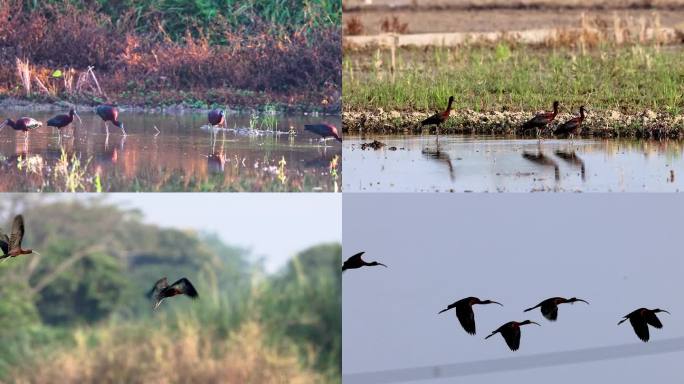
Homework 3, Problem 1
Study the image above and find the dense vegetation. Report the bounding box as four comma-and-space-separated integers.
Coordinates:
0, 196, 341, 382
0, 0, 341, 111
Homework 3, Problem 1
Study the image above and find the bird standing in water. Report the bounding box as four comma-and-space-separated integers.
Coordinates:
522, 100, 559, 138
305, 123, 342, 145
438, 297, 503, 335
47, 108, 82, 137
421, 96, 454, 145
96, 104, 126, 136
554, 106, 586, 140
0, 117, 42, 140
342, 251, 387, 271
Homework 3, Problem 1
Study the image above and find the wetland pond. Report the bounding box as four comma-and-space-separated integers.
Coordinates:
344, 135, 683, 192
0, 109, 341, 192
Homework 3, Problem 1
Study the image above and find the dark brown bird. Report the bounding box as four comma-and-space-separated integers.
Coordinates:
47, 108, 81, 133
524, 297, 589, 321
305, 123, 342, 143
96, 104, 126, 136
342, 251, 387, 271
0, 215, 38, 261
147, 277, 199, 309
438, 297, 503, 335
618, 308, 669, 342
421, 96, 454, 128
208, 109, 226, 127
522, 101, 559, 136
554, 106, 586, 138
0, 117, 42, 139
485, 320, 540, 351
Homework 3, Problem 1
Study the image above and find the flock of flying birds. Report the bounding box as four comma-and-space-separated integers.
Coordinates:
0, 214, 198, 309
342, 251, 670, 351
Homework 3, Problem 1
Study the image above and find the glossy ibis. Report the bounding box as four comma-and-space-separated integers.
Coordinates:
147, 277, 199, 309
421, 96, 454, 143
0, 215, 39, 261
522, 100, 559, 137
438, 297, 502, 335
0, 117, 42, 139
554, 106, 586, 139
96, 104, 126, 136
208, 109, 226, 127
618, 308, 669, 342
47, 108, 82, 135
524, 297, 589, 321
342, 251, 387, 271
305, 123, 342, 144
485, 320, 540, 351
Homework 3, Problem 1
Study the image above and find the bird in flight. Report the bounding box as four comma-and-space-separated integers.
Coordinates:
485, 320, 540, 351
0, 215, 39, 261
438, 297, 502, 335
618, 307, 669, 342
342, 251, 387, 271
147, 277, 199, 309
524, 297, 589, 321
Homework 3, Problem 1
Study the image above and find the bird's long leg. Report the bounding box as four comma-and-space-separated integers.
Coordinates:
120, 126, 127, 137
104, 121, 110, 137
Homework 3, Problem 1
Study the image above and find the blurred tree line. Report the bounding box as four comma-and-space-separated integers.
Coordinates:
0, 196, 340, 381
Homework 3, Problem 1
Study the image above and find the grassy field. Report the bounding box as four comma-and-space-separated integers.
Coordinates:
343, 44, 684, 115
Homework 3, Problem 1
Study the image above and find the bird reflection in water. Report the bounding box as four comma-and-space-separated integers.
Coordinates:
555, 149, 586, 181
522, 146, 560, 182
207, 129, 227, 173
422, 143, 455, 182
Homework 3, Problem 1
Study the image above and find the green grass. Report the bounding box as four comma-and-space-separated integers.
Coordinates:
343, 44, 684, 115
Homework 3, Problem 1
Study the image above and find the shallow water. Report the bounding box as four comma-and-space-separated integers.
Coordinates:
0, 110, 341, 192
343, 135, 683, 192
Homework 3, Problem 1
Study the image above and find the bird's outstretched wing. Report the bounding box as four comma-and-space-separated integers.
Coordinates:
147, 277, 169, 299
644, 312, 663, 329
502, 326, 522, 351
0, 231, 9, 255
342, 251, 365, 270
541, 302, 559, 321
456, 305, 476, 335
629, 317, 650, 342
9, 215, 25, 251
169, 277, 199, 298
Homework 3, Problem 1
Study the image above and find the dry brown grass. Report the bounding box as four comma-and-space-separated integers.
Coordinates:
345, 16, 365, 35
7, 321, 321, 384
380, 16, 409, 34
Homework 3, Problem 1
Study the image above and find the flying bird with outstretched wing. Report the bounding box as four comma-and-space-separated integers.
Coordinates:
147, 277, 199, 309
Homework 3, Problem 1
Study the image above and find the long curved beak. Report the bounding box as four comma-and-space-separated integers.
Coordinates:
575, 299, 589, 305
530, 321, 541, 326
378, 263, 388, 268
74, 112, 83, 125
660, 310, 671, 315
490, 301, 503, 306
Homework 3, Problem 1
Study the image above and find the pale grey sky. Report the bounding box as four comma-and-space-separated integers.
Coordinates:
343, 194, 684, 383
55, 194, 341, 273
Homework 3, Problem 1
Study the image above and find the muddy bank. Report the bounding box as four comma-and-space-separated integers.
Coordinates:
0, 97, 338, 116
343, 109, 684, 139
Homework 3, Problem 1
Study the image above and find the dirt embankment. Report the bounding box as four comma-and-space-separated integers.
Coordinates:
343, 109, 684, 139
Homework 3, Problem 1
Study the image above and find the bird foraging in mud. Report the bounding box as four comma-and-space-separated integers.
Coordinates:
421, 96, 454, 144
147, 277, 199, 309
522, 100, 559, 137
342, 251, 387, 271
0, 117, 42, 139
438, 297, 502, 335
304, 123, 342, 144
485, 320, 540, 351
554, 106, 586, 140
96, 104, 126, 136
524, 297, 589, 321
0, 215, 39, 261
47, 108, 82, 136
618, 308, 669, 342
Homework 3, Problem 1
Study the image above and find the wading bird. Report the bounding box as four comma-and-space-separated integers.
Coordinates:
342, 251, 387, 271
421, 96, 454, 143
208, 109, 226, 128
47, 108, 82, 135
522, 100, 559, 137
485, 320, 540, 351
147, 277, 199, 309
0, 117, 42, 139
554, 106, 586, 139
618, 308, 669, 342
438, 297, 503, 335
96, 104, 126, 136
524, 297, 589, 321
305, 123, 342, 144
0, 215, 39, 261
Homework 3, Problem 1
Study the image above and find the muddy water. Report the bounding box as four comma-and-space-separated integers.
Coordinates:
344, 135, 683, 192
0, 110, 341, 192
